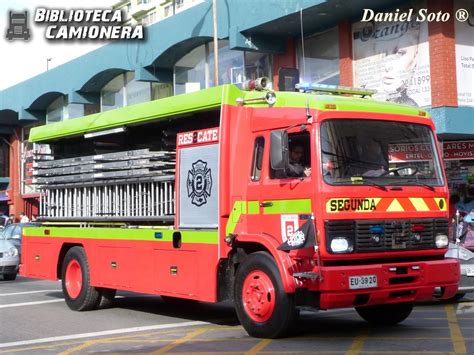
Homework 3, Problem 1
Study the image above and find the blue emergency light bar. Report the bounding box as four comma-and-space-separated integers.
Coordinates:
296, 83, 377, 97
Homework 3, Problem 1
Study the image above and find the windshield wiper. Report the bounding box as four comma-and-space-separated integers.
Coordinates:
331, 177, 387, 191
405, 180, 435, 191
360, 178, 388, 191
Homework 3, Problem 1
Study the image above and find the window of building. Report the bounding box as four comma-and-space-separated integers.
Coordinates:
251, 137, 265, 181
141, 11, 156, 26
270, 131, 311, 179
101, 74, 125, 111
174, 44, 207, 95
46, 96, 66, 123
164, 3, 173, 17
175, 40, 272, 94
151, 82, 173, 100
0, 137, 9, 178
207, 40, 245, 87
298, 28, 340, 85
244, 52, 272, 82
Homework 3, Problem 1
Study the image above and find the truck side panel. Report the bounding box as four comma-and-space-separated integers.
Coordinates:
21, 228, 219, 302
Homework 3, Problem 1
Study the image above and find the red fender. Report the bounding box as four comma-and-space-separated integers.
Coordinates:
235, 233, 296, 293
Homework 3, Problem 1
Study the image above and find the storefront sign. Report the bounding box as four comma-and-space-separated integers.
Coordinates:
442, 141, 474, 160
388, 143, 433, 162
455, 1, 474, 107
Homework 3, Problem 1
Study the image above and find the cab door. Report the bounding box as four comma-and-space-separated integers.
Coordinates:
256, 129, 314, 245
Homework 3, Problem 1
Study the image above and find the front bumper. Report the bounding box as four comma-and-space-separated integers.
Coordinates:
305, 258, 460, 309
458, 263, 474, 293
0, 256, 20, 275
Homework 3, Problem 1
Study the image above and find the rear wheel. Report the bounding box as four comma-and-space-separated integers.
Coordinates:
234, 252, 298, 338
61, 247, 101, 311
3, 273, 17, 281
356, 302, 413, 326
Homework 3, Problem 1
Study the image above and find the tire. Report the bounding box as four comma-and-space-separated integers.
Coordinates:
3, 273, 17, 281
61, 246, 101, 311
356, 302, 413, 326
450, 293, 466, 302
97, 288, 116, 309
234, 251, 298, 338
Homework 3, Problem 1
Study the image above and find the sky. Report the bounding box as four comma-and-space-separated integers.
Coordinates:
0, 0, 117, 90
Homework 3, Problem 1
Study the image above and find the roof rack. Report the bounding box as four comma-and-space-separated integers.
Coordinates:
295, 83, 377, 97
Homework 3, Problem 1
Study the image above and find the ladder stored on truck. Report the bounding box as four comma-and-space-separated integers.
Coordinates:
34, 149, 176, 223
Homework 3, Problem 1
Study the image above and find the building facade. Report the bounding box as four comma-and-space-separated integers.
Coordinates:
0, 0, 473, 219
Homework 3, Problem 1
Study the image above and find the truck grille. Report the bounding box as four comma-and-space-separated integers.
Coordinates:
325, 218, 448, 253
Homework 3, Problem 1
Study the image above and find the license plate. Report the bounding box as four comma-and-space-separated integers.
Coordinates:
349, 275, 378, 289
466, 267, 474, 277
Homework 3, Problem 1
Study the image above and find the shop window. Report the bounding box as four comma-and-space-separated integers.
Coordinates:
101, 74, 125, 111
245, 52, 272, 82
250, 137, 265, 181
174, 45, 207, 95
46, 96, 66, 123
152, 82, 173, 100
0, 137, 9, 178
126, 72, 152, 105
208, 40, 244, 86
298, 28, 340, 85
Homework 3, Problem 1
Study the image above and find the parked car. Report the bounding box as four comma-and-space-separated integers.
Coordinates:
445, 220, 474, 300
0, 236, 19, 281
0, 223, 41, 258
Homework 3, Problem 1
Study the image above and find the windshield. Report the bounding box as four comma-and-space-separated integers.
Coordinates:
320, 119, 444, 186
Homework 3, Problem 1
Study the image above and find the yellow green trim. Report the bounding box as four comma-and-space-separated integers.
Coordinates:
247, 201, 260, 214
225, 199, 312, 235
262, 199, 312, 214
22, 227, 218, 244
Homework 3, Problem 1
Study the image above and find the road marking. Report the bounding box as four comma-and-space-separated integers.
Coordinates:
0, 321, 210, 349
0, 299, 63, 309
456, 301, 474, 315
245, 339, 272, 354
445, 304, 467, 354
347, 328, 369, 355
0, 290, 60, 297
151, 326, 211, 354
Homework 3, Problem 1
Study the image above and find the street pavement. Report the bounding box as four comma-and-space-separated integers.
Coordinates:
0, 276, 473, 354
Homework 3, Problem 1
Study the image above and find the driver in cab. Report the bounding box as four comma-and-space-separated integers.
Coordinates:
359, 139, 388, 177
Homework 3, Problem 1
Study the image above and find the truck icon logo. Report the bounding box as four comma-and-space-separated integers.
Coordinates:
187, 160, 212, 206
6, 11, 30, 41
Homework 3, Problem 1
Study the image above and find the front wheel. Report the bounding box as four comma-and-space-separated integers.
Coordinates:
61, 246, 101, 311
234, 252, 298, 338
356, 302, 413, 326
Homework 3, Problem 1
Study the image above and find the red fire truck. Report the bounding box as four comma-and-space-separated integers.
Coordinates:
20, 83, 459, 338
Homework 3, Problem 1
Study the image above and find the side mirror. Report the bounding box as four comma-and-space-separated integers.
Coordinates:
11, 235, 21, 240
270, 130, 289, 171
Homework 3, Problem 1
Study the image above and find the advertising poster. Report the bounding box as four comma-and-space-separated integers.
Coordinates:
352, 2, 432, 107
455, 1, 474, 106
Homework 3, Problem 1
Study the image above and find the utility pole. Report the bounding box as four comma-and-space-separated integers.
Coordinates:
212, 0, 218, 86
46, 58, 52, 71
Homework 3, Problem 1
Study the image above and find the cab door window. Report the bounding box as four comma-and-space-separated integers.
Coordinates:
270, 132, 311, 179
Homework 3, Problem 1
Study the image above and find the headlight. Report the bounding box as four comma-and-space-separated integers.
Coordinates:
435, 234, 449, 248
7, 247, 18, 257
330, 237, 353, 253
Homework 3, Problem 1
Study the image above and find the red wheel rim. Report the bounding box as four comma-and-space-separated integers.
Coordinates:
65, 259, 82, 299
242, 270, 276, 322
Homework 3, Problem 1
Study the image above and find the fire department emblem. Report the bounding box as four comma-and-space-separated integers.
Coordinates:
187, 160, 212, 206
